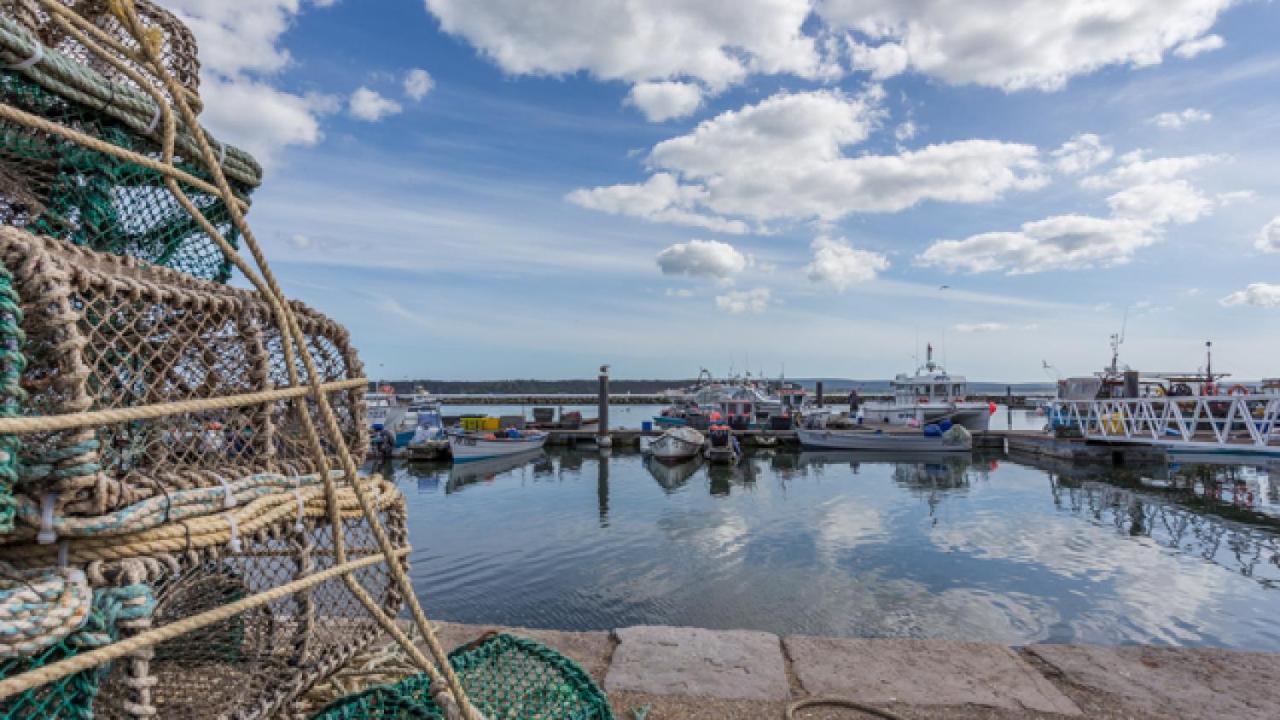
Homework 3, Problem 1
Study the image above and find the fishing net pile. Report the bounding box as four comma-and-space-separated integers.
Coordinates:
0, 2, 612, 719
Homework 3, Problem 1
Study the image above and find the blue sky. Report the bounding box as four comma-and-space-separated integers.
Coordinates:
177, 1, 1280, 381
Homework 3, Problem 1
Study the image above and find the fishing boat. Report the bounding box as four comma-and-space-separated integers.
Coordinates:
797, 425, 973, 452
648, 426, 705, 461
365, 385, 405, 434
449, 429, 549, 463
655, 369, 792, 429
861, 344, 993, 431
704, 424, 741, 464
406, 404, 450, 460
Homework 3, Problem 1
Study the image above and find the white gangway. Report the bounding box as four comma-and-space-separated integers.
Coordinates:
1052, 394, 1280, 457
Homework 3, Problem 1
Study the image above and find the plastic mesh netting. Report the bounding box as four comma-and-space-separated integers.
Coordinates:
312, 633, 615, 720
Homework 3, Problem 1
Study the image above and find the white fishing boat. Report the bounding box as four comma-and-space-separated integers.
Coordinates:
365, 386, 405, 433
862, 344, 992, 431
797, 425, 973, 452
648, 427, 705, 461
449, 430, 548, 463
407, 405, 450, 460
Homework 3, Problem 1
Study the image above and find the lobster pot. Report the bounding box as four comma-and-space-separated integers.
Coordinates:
0, 478, 408, 720
0, 14, 261, 282
0, 228, 368, 523
2, 0, 202, 109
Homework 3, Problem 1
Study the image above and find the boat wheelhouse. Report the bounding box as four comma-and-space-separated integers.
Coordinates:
861, 344, 992, 432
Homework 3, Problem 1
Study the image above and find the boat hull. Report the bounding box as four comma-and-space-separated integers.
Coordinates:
449, 433, 549, 462
650, 428, 704, 461
797, 428, 972, 452
653, 416, 688, 428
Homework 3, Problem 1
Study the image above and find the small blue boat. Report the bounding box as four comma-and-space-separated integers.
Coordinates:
653, 415, 688, 428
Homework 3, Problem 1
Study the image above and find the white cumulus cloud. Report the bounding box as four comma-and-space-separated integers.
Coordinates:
1174, 34, 1225, 58
656, 239, 748, 279
627, 81, 704, 122
566, 173, 749, 234
804, 236, 889, 290
715, 287, 772, 314
1220, 283, 1280, 308
404, 68, 435, 100
1150, 108, 1212, 129
819, 0, 1233, 91
921, 146, 1219, 274
1081, 150, 1220, 190
1106, 180, 1212, 226
423, 0, 833, 92
1052, 133, 1113, 175
349, 87, 403, 122
1256, 217, 1280, 254
919, 215, 1157, 274
165, 0, 339, 168
570, 89, 1044, 229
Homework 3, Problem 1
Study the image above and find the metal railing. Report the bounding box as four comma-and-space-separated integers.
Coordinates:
1051, 394, 1280, 454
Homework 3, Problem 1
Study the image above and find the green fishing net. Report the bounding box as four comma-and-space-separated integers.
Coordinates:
0, 259, 21, 534
312, 633, 614, 720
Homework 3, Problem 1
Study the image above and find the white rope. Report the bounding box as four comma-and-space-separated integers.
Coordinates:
5, 40, 42, 70
225, 513, 242, 553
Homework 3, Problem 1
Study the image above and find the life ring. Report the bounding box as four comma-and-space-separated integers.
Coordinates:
918, 397, 928, 404
1227, 384, 1249, 397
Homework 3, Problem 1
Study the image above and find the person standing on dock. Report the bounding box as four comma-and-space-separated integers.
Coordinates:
847, 388, 862, 424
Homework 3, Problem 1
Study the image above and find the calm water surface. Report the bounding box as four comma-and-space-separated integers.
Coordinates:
385, 449, 1280, 650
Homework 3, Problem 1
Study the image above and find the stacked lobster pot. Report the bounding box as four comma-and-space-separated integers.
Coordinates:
0, 3, 411, 718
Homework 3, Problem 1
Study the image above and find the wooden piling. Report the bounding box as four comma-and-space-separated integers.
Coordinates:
597, 365, 612, 447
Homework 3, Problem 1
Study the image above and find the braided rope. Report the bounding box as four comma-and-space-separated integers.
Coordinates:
0, 258, 24, 533
5, 469, 345, 541
0, 564, 91, 657
0, 474, 401, 566
0, 375, 366, 434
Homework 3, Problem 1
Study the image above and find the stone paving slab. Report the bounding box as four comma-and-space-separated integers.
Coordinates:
1028, 644, 1280, 720
606, 625, 790, 701
785, 636, 1081, 716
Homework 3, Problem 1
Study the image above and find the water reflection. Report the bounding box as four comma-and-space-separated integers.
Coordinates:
446, 451, 546, 493
387, 447, 1280, 650
645, 455, 701, 492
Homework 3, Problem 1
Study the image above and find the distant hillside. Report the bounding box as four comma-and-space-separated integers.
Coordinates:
372, 378, 1056, 395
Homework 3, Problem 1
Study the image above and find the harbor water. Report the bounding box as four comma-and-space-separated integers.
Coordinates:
385, 449, 1280, 651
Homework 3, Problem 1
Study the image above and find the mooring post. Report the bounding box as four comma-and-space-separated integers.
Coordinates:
597, 364, 612, 448
816, 381, 824, 408
1006, 385, 1013, 430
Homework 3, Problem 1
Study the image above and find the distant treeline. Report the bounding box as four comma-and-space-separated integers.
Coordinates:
371, 378, 1056, 395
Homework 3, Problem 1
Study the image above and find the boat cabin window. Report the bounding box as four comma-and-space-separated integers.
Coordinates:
933, 384, 947, 397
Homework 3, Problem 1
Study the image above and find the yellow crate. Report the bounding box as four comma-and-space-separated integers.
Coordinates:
481, 417, 501, 431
